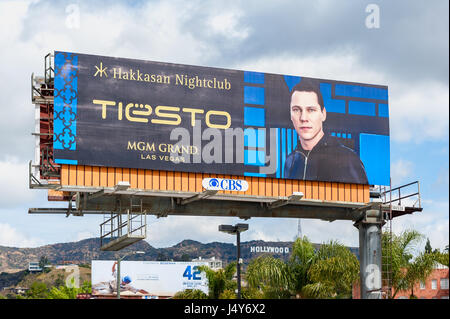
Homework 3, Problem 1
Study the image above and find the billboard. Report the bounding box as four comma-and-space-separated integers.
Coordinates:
91, 260, 209, 297
54, 51, 390, 185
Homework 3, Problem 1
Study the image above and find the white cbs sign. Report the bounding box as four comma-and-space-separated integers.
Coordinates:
202, 178, 248, 192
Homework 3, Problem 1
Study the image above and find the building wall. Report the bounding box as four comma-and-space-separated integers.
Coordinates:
395, 268, 449, 299
352, 267, 449, 299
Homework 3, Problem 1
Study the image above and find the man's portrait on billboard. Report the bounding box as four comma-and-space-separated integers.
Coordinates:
284, 79, 369, 184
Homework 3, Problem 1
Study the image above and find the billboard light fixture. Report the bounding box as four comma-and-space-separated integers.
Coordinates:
114, 181, 131, 191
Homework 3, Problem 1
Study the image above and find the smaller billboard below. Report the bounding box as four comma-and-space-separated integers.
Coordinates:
91, 260, 209, 297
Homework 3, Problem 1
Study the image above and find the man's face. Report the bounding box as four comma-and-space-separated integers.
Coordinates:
290, 91, 326, 143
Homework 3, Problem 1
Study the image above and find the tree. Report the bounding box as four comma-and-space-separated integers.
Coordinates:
425, 238, 432, 254
25, 282, 49, 299
383, 229, 439, 298
245, 237, 359, 299
173, 289, 208, 299
198, 262, 237, 299
302, 241, 359, 299
39, 256, 51, 273
47, 280, 91, 299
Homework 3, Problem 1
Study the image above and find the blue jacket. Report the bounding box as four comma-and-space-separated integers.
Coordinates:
284, 135, 368, 184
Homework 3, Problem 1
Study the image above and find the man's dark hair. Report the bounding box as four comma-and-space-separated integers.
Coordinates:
290, 78, 324, 110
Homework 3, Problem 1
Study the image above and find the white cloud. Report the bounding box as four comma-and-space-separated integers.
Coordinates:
389, 81, 449, 143
0, 223, 44, 248
76, 231, 95, 242
206, 10, 249, 40
234, 52, 387, 84
0, 157, 38, 207
390, 159, 414, 186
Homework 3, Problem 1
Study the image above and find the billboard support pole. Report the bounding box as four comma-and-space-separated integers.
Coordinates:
354, 209, 383, 299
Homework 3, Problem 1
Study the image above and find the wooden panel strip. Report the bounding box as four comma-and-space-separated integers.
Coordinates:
279, 178, 286, 197
68, 165, 77, 186
318, 182, 325, 200
174, 171, 181, 191
325, 182, 332, 201
285, 179, 293, 197
357, 184, 364, 203
85, 166, 92, 187
312, 181, 319, 199
350, 184, 358, 203
166, 171, 174, 191
272, 178, 279, 197
92, 166, 100, 187
331, 182, 338, 201
304, 181, 311, 199
145, 169, 152, 190
152, 170, 160, 190
195, 173, 203, 192
61, 164, 69, 186
181, 172, 188, 192
76, 165, 84, 186
160, 170, 167, 191
137, 169, 145, 189
100, 167, 108, 187
363, 184, 370, 203
107, 167, 115, 187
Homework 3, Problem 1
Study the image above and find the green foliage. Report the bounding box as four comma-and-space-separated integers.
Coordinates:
246, 255, 292, 298
246, 237, 359, 299
198, 262, 237, 299
172, 289, 208, 299
25, 282, 49, 299
425, 238, 432, 254
433, 251, 449, 267
302, 241, 359, 299
47, 280, 91, 299
383, 229, 441, 298
219, 289, 237, 299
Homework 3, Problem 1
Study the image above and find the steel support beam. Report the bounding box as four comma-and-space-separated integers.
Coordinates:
354, 209, 383, 299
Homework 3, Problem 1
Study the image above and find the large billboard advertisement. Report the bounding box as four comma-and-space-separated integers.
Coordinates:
54, 51, 390, 185
91, 260, 209, 297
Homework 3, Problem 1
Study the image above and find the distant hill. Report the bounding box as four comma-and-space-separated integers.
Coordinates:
0, 237, 359, 276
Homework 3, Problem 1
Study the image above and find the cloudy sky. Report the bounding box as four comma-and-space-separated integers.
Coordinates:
0, 0, 448, 251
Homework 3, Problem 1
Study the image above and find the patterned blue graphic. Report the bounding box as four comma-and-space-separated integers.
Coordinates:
54, 52, 78, 153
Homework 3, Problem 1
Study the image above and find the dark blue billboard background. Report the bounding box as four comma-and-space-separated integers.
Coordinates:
54, 51, 390, 186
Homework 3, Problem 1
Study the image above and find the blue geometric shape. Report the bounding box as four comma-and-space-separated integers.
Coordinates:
281, 128, 286, 178
244, 71, 265, 84
348, 101, 376, 116
244, 86, 265, 105
359, 133, 390, 186
276, 128, 280, 178
244, 107, 265, 127
54, 158, 78, 165
379, 103, 389, 117
335, 84, 388, 100
244, 172, 267, 177
244, 150, 266, 166
244, 128, 266, 148
320, 83, 346, 113
54, 51, 78, 151
284, 75, 302, 92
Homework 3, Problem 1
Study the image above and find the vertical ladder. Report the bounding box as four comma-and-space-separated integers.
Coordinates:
381, 179, 393, 299
99, 197, 147, 251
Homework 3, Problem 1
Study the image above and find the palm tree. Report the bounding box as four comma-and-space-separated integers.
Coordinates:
198, 262, 236, 299
245, 236, 359, 299
383, 229, 438, 298
302, 240, 359, 298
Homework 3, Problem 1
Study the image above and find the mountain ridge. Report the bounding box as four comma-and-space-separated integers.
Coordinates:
0, 237, 299, 274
